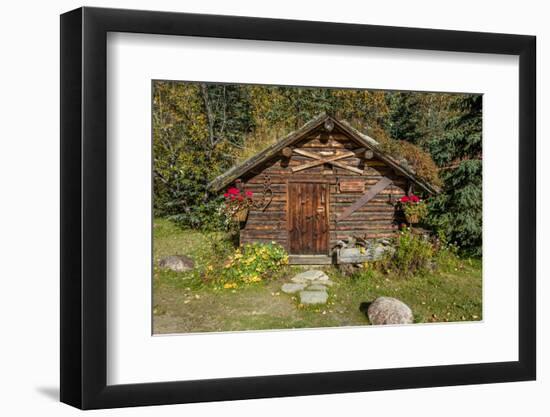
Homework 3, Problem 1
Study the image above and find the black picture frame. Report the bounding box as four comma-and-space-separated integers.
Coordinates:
60, 6, 536, 410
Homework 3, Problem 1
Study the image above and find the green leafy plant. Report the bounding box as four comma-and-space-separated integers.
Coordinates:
432, 230, 461, 272
381, 227, 434, 276
203, 242, 289, 288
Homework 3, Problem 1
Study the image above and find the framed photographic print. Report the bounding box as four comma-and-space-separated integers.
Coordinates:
60, 6, 536, 410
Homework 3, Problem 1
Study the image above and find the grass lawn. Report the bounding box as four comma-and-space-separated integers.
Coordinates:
153, 218, 482, 334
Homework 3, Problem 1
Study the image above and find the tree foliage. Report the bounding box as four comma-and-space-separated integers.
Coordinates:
426, 95, 482, 255
386, 92, 423, 144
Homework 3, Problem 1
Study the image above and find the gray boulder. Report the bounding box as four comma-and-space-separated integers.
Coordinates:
291, 270, 329, 283
367, 297, 413, 325
281, 283, 308, 294
366, 240, 395, 261
158, 255, 194, 272
313, 279, 334, 287
307, 284, 328, 291
300, 290, 328, 305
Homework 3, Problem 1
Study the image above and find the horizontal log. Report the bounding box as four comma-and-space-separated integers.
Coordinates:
245, 183, 287, 193
253, 201, 286, 210
334, 224, 398, 231
332, 197, 401, 204
241, 230, 288, 239
332, 222, 398, 229
331, 200, 396, 206
330, 211, 396, 219
334, 232, 397, 239
246, 174, 406, 185
244, 222, 286, 230
333, 222, 397, 229
331, 229, 397, 237
332, 211, 396, 219
330, 214, 395, 222
245, 216, 286, 223
332, 192, 404, 200
247, 210, 286, 219
333, 168, 389, 177
240, 238, 289, 250
289, 255, 333, 265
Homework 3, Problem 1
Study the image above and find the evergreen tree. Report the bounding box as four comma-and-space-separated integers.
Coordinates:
385, 92, 423, 144
427, 95, 482, 255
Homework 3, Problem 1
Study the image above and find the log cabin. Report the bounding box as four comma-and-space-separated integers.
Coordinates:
209, 113, 438, 264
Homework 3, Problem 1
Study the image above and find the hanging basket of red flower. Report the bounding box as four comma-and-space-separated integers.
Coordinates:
398, 194, 427, 224
223, 186, 254, 223
235, 207, 249, 222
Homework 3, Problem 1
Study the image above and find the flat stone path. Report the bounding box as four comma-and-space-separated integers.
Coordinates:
281, 270, 333, 305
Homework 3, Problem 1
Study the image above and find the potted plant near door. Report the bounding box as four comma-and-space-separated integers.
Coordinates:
398, 194, 428, 225
223, 187, 254, 223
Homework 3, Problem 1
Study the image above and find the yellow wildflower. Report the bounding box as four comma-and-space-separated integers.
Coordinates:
248, 274, 261, 283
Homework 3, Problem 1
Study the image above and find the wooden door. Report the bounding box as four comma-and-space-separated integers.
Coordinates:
288, 182, 329, 255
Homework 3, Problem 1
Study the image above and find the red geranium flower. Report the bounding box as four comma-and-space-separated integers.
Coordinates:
227, 187, 240, 195
400, 196, 410, 203
245, 190, 253, 198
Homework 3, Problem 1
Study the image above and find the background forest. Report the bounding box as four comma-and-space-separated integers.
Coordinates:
153, 82, 482, 256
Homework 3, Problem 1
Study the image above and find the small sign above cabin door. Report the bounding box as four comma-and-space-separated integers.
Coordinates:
288, 183, 329, 255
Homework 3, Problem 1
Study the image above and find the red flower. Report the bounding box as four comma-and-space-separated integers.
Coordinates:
245, 190, 253, 198
410, 194, 420, 203
223, 193, 229, 198
227, 187, 240, 195
400, 196, 410, 203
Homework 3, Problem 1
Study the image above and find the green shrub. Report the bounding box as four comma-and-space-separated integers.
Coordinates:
167, 198, 228, 231
432, 230, 461, 272
381, 227, 434, 276
203, 242, 289, 288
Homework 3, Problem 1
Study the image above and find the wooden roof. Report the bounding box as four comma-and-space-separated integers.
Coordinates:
209, 113, 439, 194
